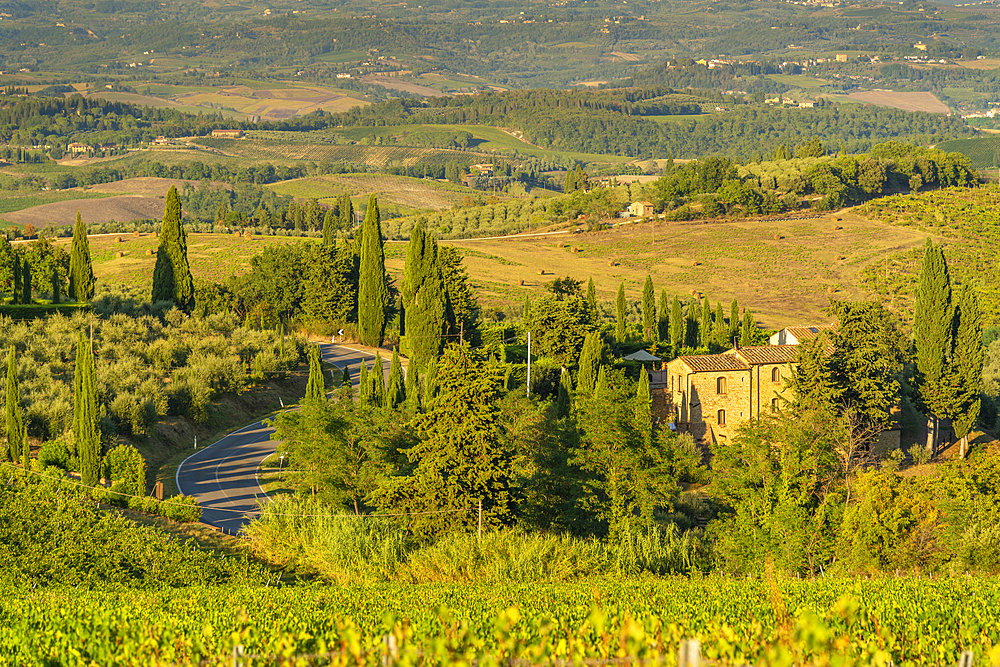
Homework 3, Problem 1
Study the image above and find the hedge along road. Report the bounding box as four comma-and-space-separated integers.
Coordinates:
175, 342, 394, 536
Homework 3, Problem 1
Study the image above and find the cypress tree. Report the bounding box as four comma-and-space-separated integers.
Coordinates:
74, 333, 101, 486
151, 186, 194, 311
685, 301, 699, 348
386, 348, 405, 409
370, 352, 386, 407
401, 221, 447, 364
5, 346, 23, 463
788, 336, 842, 409
21, 260, 30, 304
304, 345, 325, 403
68, 211, 94, 302
594, 365, 608, 398
339, 366, 354, 404
586, 277, 598, 316
577, 331, 603, 393
405, 361, 420, 413
358, 362, 370, 406
740, 310, 757, 347
423, 357, 439, 408
556, 367, 573, 418
641, 275, 655, 341
615, 281, 627, 342
51, 266, 60, 305
358, 195, 388, 347
658, 289, 669, 342
700, 296, 712, 347
635, 366, 652, 446
322, 209, 336, 247
20, 423, 28, 469
913, 239, 958, 449
670, 296, 684, 348
729, 299, 740, 341
11, 255, 21, 305
338, 193, 354, 231
713, 302, 727, 347
952, 284, 983, 457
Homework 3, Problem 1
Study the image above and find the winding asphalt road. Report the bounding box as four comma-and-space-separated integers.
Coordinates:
175, 343, 393, 535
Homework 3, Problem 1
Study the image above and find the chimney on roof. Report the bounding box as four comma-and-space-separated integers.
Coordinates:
734, 335, 739, 351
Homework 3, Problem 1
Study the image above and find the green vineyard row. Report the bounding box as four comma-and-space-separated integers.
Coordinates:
5, 577, 1000, 666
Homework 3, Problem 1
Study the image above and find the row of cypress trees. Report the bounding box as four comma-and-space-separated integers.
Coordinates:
2, 211, 93, 305
600, 274, 754, 349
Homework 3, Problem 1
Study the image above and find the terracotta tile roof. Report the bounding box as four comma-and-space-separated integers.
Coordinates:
676, 354, 748, 372
733, 345, 801, 365
785, 325, 834, 341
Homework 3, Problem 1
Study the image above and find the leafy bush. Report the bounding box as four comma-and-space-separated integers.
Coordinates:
909, 443, 932, 465
162, 495, 202, 523
881, 448, 907, 472
37, 440, 69, 469
103, 444, 146, 496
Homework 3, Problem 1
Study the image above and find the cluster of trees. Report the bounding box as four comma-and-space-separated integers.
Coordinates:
196, 195, 478, 351
0, 93, 239, 150
0, 213, 94, 305
48, 160, 310, 191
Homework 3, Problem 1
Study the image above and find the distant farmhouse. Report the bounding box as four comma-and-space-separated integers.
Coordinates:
656, 324, 898, 450
211, 129, 244, 139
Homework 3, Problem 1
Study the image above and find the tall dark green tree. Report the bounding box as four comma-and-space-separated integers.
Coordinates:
912, 239, 958, 452
370, 352, 386, 408
556, 367, 573, 419
74, 333, 101, 486
339, 366, 354, 404
338, 193, 354, 231
405, 361, 420, 413
670, 296, 684, 348
740, 310, 757, 347
586, 277, 598, 316
423, 357, 439, 408
401, 221, 447, 364
50, 266, 60, 305
615, 281, 627, 342
386, 348, 405, 409
322, 209, 336, 247
577, 331, 604, 394
371, 344, 514, 536
729, 299, 740, 341
952, 284, 983, 457
700, 296, 712, 347
20, 260, 30, 304
5, 346, 22, 463
11, 255, 22, 305
304, 345, 325, 403
151, 186, 195, 311
712, 302, 728, 348
641, 275, 655, 341
658, 289, 670, 343
68, 211, 94, 303
358, 362, 371, 406
358, 195, 388, 347
788, 335, 842, 410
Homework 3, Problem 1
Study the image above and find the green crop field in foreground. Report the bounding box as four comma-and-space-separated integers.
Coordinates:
6, 577, 1000, 665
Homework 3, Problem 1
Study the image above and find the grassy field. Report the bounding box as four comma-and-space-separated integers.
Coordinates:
380, 209, 932, 327
821, 91, 950, 114
60, 232, 311, 291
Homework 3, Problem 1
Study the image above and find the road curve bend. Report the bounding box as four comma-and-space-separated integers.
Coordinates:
175, 342, 393, 535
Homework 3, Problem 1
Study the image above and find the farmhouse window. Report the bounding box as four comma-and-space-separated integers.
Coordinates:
717, 409, 726, 426
772, 398, 780, 413
771, 367, 781, 383
716, 377, 727, 394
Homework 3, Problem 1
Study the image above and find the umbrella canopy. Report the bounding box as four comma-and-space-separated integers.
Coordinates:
623, 349, 661, 362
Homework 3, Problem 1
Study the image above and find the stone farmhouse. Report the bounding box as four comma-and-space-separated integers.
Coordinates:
656, 324, 900, 450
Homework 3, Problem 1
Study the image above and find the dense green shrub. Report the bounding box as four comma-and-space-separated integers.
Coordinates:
37, 440, 69, 469
103, 444, 146, 496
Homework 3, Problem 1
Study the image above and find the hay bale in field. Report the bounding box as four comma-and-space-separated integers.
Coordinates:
132, 230, 140, 237
114, 236, 122, 243
145, 249, 153, 256
834, 225, 843, 231
152, 231, 158, 238
692, 261, 700, 266
827, 286, 837, 294
772, 234, 782, 240
115, 251, 124, 258
518, 279, 524, 286
538, 269, 545, 275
